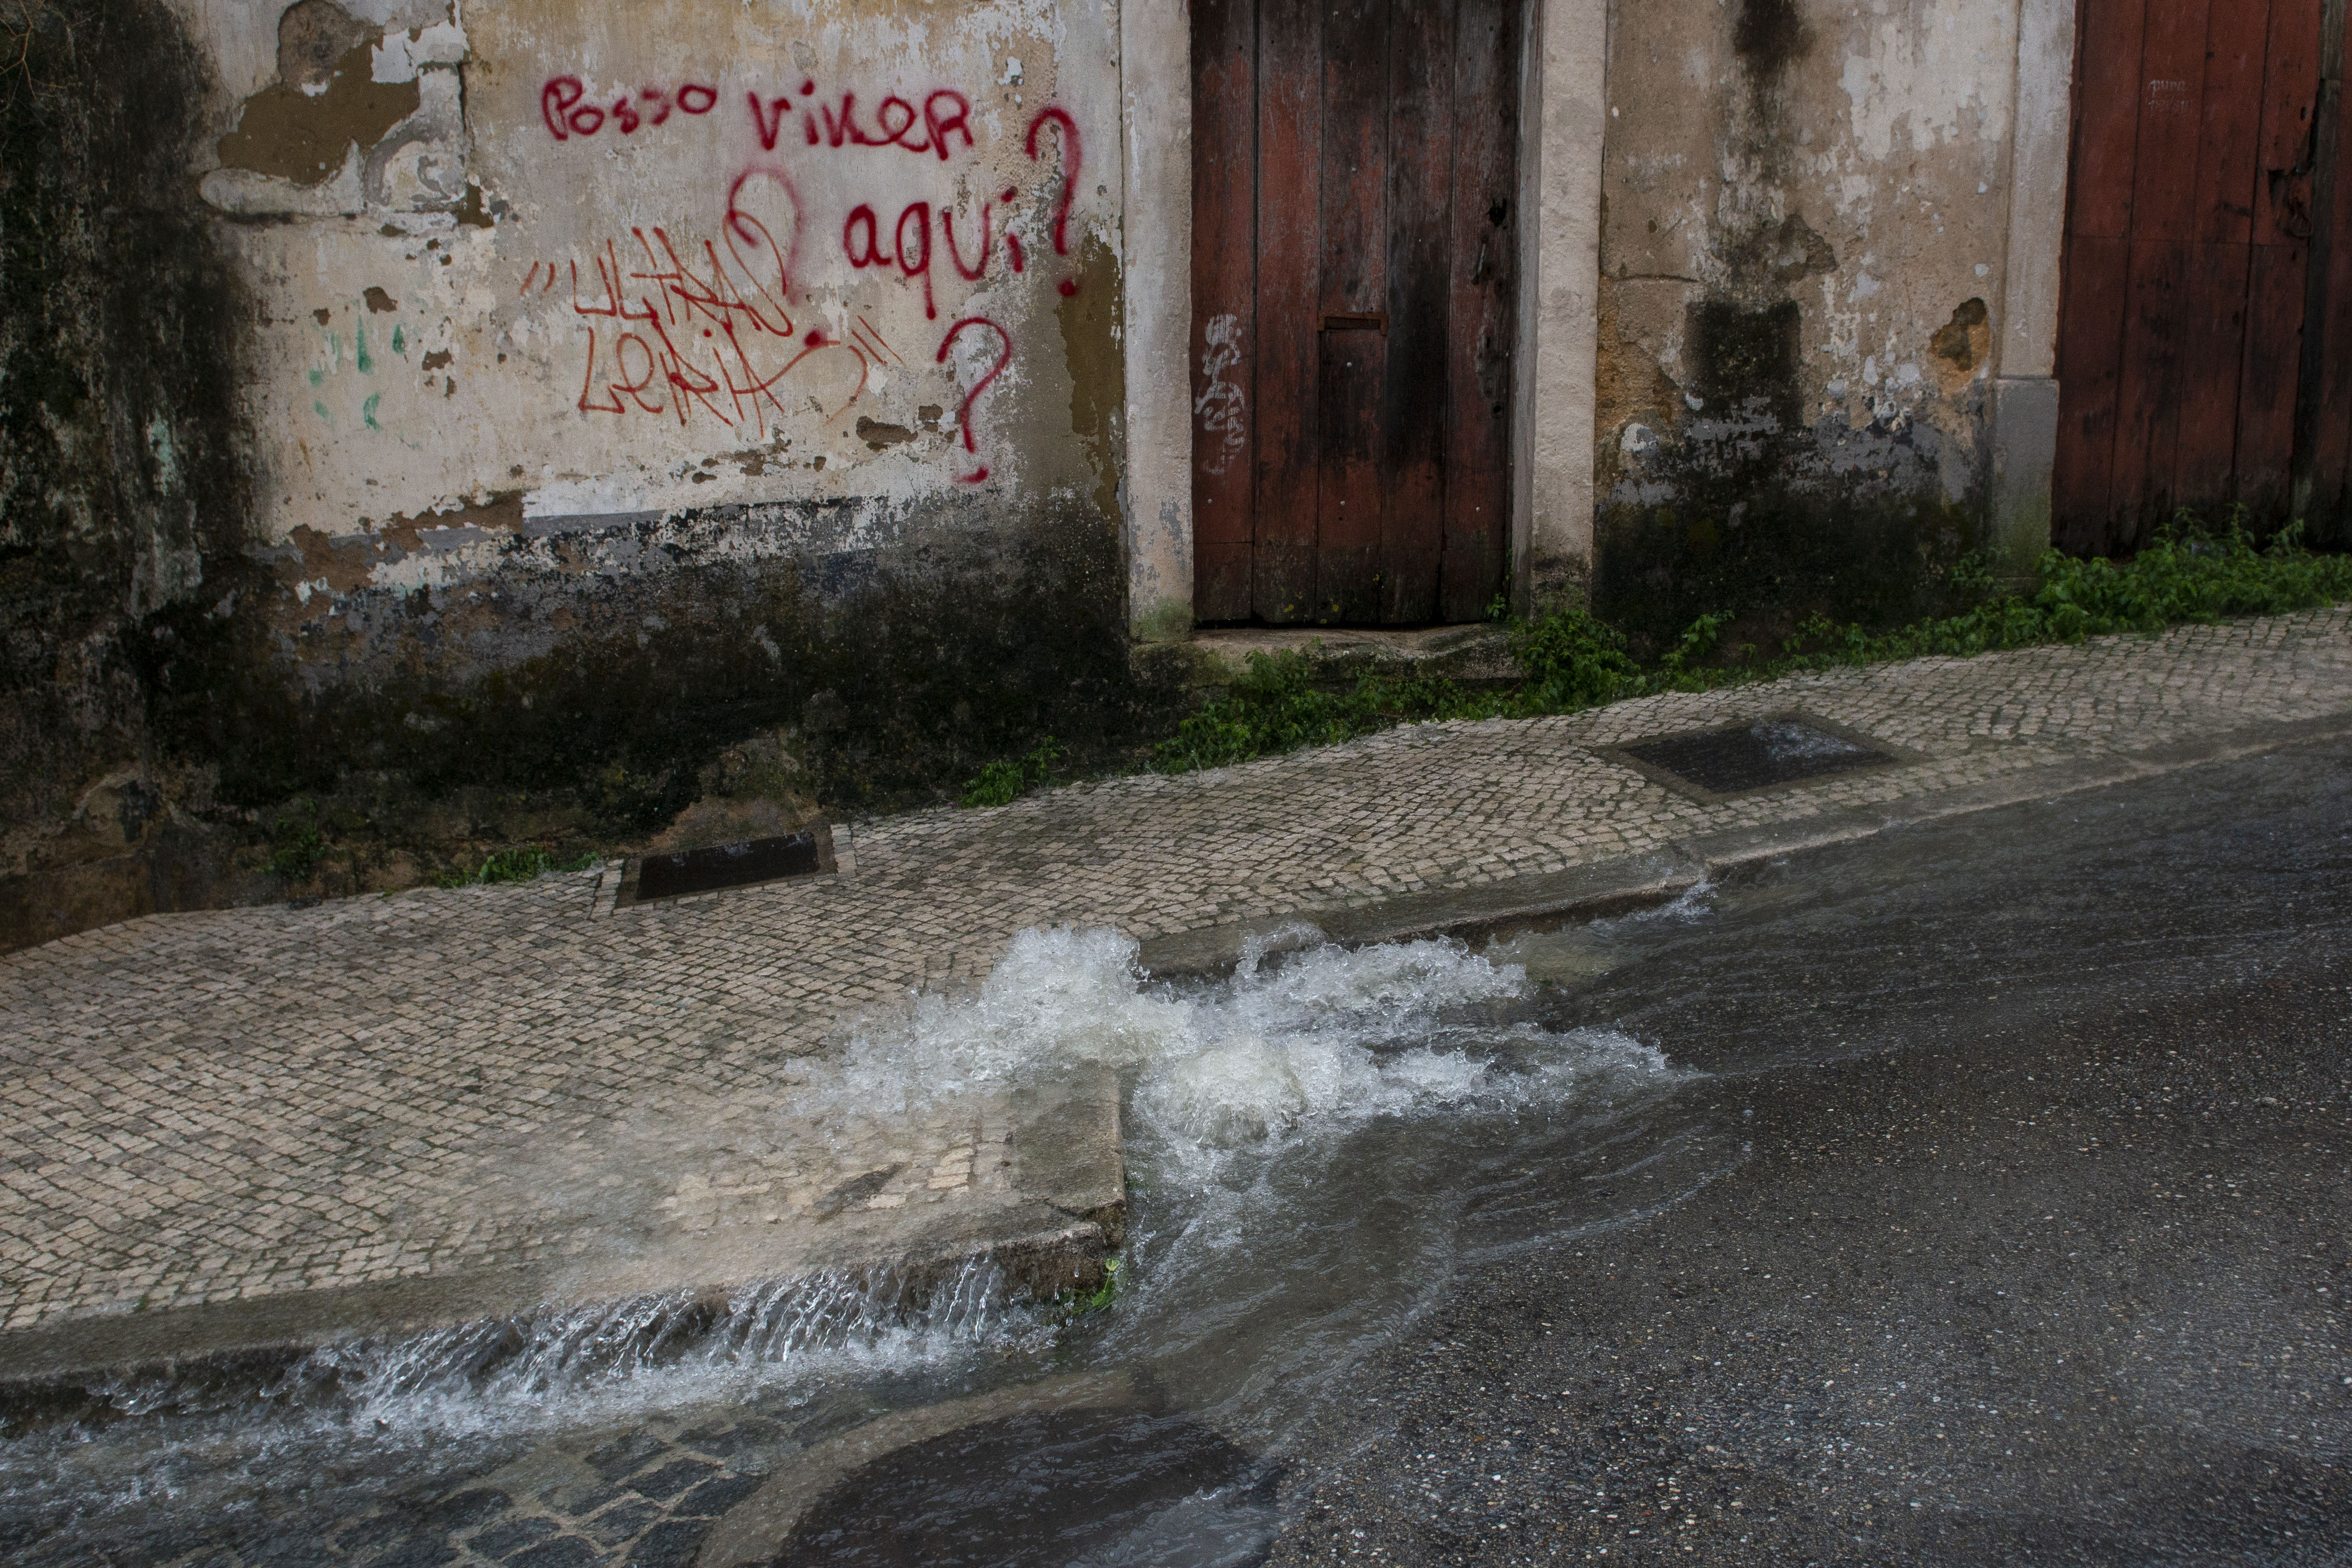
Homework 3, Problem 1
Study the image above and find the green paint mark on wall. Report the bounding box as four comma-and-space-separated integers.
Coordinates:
355, 327, 374, 374
363, 392, 382, 430
391, 324, 406, 355
313, 399, 332, 423
309, 368, 325, 386
145, 415, 181, 492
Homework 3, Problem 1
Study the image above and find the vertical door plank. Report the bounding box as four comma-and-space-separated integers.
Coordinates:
2302, 17, 2352, 527
2071, 0, 2152, 240
2173, 242, 2254, 508
1191, 0, 1257, 622
2054, 234, 2135, 553
2132, 0, 2216, 242
2108, 239, 2192, 546
2252, 0, 2322, 249
2104, 0, 2209, 544
1439, 0, 1518, 624
2237, 0, 2321, 522
1254, 0, 1323, 621
2054, 0, 2147, 547
2181, 0, 2273, 516
1378, 0, 1454, 623
2237, 239, 2308, 523
2192, 0, 2275, 245
1314, 0, 1391, 622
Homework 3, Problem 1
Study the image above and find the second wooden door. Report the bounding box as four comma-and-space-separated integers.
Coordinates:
2054, 0, 2336, 551
1192, 0, 1521, 625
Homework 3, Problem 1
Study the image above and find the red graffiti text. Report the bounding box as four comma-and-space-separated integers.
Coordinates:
936, 316, 1012, 483
841, 189, 1027, 318
749, 86, 974, 159
542, 77, 718, 140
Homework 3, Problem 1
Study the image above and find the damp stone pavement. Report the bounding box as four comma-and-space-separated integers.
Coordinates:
5, 610, 2352, 1368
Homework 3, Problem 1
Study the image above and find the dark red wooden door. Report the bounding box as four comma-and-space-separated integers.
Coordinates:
2054, 0, 2326, 552
1192, 0, 1520, 625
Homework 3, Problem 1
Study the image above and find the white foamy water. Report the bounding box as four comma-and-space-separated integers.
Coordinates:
825, 923, 1669, 1174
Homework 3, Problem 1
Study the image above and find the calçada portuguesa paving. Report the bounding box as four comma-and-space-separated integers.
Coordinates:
3, 608, 2350, 1371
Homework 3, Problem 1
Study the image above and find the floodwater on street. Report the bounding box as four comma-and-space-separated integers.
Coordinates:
3, 739, 2347, 1565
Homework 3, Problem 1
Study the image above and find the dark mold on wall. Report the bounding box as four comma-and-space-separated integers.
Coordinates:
146, 496, 1176, 835
1598, 289, 1986, 651
0, 0, 259, 949
1688, 300, 1802, 431
1596, 396, 1985, 654
1731, 0, 1810, 76
11, 490, 1181, 950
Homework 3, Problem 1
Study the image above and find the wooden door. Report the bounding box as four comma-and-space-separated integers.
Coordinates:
2054, 0, 2330, 552
1191, 0, 1520, 625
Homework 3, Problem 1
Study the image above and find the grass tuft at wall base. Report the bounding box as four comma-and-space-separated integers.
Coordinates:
958, 519, 2352, 805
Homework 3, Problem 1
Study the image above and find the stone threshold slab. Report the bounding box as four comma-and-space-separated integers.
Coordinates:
1136, 712, 2352, 976
0, 1070, 1123, 1390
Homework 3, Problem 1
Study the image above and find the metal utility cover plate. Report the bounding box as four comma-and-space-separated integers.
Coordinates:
1601, 712, 1913, 802
616, 829, 836, 907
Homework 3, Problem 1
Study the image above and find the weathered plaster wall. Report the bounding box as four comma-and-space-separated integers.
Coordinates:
215, 0, 1120, 546
2, 0, 1185, 950
1595, 0, 2029, 644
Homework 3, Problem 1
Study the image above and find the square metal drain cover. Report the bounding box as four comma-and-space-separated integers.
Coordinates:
1606, 713, 1908, 800
614, 828, 837, 908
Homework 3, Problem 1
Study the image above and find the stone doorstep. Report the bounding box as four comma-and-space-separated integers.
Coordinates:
1172, 623, 1522, 686
0, 1068, 1124, 1393
1136, 711, 2352, 977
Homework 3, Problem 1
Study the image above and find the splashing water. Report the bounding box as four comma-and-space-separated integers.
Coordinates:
308, 1255, 1029, 1440
825, 923, 1669, 1172
2, 922, 1691, 1558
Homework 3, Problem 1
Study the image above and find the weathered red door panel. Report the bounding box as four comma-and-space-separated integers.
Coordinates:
1379, 0, 1454, 625
2056, 0, 2338, 548
1439, 0, 1519, 622
2054, 234, 2132, 552
1191, 0, 1520, 624
1314, 0, 1393, 623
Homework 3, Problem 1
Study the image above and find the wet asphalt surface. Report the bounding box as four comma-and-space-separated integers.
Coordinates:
1266, 745, 2352, 1567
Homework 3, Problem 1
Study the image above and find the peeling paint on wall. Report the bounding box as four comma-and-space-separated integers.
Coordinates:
214, 4, 422, 185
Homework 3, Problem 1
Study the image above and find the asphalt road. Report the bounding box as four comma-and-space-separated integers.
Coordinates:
1265, 744, 2352, 1567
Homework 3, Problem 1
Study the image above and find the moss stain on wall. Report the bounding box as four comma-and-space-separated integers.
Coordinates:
1595, 0, 2012, 645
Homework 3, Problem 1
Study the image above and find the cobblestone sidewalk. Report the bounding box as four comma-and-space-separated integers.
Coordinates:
4, 610, 2350, 1351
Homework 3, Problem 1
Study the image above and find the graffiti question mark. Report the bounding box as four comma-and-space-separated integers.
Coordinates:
936, 316, 1012, 484
723, 168, 801, 336
1023, 107, 1081, 259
